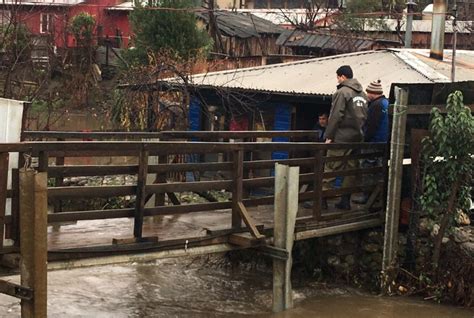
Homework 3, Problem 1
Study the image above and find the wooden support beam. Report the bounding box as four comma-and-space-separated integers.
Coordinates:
0, 153, 8, 252
19, 169, 48, 317
134, 148, 149, 239
235, 202, 264, 240
154, 155, 167, 207
382, 86, 408, 293
0, 279, 33, 300
312, 150, 324, 220
273, 163, 299, 313
232, 150, 243, 228
228, 232, 263, 248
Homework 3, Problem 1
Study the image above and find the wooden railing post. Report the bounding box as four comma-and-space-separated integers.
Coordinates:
0, 152, 8, 252
382, 86, 408, 292
312, 150, 324, 220
154, 155, 167, 207
19, 168, 48, 318
232, 149, 243, 228
11, 169, 20, 245
54, 138, 65, 213
134, 147, 149, 239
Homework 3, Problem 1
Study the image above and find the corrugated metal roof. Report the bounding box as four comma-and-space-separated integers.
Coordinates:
197, 12, 284, 39
186, 49, 474, 97
277, 30, 399, 52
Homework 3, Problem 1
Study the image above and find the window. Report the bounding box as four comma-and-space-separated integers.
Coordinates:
40, 13, 53, 34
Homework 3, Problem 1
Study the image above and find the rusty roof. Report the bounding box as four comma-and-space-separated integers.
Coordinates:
185, 49, 474, 97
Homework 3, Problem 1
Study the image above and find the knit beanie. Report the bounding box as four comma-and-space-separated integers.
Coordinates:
366, 79, 383, 94
336, 65, 353, 79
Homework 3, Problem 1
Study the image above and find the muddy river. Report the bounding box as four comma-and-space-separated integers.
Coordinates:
0, 256, 472, 317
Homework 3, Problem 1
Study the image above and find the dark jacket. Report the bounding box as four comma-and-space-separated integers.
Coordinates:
364, 95, 389, 142
326, 79, 368, 143
313, 123, 326, 142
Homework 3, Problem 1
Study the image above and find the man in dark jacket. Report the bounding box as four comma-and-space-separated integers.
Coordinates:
353, 79, 389, 204
313, 112, 328, 142
363, 79, 389, 143
324, 65, 368, 210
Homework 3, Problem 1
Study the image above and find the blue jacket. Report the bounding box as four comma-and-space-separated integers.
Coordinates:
364, 96, 389, 143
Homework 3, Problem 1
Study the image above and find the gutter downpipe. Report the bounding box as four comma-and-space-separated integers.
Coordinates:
429, 0, 447, 60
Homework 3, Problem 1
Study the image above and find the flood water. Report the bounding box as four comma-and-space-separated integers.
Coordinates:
0, 256, 472, 317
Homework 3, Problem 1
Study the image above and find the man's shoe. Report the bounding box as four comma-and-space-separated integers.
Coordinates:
335, 195, 351, 210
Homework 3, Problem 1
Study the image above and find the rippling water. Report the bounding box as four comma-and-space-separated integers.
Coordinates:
0, 256, 472, 317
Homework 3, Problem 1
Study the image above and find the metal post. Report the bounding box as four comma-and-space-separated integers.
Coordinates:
273, 163, 299, 312
451, 5, 457, 82
381, 87, 408, 293
404, 0, 416, 48
429, 0, 447, 60
20, 169, 48, 317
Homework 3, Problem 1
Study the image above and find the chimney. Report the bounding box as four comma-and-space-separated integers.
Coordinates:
430, 0, 447, 60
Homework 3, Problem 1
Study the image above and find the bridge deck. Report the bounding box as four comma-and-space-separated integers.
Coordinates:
46, 199, 380, 251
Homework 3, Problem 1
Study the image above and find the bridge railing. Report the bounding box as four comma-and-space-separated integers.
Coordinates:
0, 137, 387, 250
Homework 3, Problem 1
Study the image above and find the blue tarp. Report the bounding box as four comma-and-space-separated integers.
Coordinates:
271, 103, 291, 161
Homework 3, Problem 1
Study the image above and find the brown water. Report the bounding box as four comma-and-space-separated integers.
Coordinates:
0, 256, 472, 317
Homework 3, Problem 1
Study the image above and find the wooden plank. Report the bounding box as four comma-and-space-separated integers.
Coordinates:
10, 169, 19, 242
236, 202, 264, 239
20, 170, 48, 317
295, 218, 382, 240
146, 180, 233, 194
154, 155, 167, 207
228, 232, 264, 248
53, 140, 65, 214
382, 87, 408, 284
48, 165, 138, 178
48, 185, 136, 199
244, 158, 314, 170
0, 280, 33, 300
313, 150, 324, 220
22, 130, 320, 141
323, 166, 383, 178
48, 208, 135, 223
37, 151, 48, 173
149, 162, 232, 174
133, 149, 149, 238
0, 153, 8, 251
0, 141, 387, 154
323, 151, 385, 163
112, 236, 158, 245
232, 150, 244, 228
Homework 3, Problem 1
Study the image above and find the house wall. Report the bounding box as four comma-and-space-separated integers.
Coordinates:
2, 1, 131, 49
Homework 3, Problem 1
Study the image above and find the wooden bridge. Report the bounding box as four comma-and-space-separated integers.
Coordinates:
0, 130, 388, 316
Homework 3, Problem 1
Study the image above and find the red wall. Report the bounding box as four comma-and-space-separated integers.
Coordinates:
12, 1, 130, 48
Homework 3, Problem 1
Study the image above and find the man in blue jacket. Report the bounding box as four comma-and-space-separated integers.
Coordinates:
353, 79, 389, 204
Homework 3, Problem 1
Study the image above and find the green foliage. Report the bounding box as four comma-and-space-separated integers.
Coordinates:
336, 0, 405, 32
125, 0, 211, 65
0, 23, 32, 63
420, 91, 473, 229
70, 12, 96, 46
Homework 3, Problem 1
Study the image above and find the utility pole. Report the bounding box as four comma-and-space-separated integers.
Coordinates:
404, 0, 416, 48
451, 4, 458, 82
